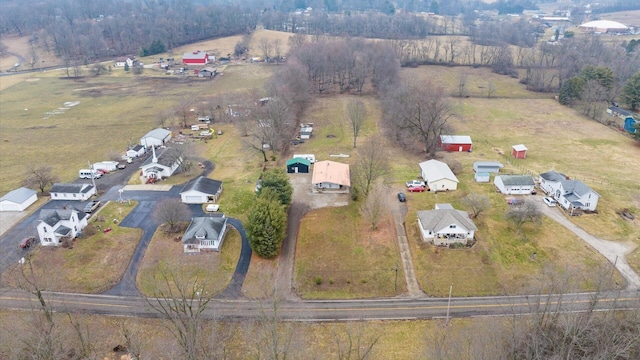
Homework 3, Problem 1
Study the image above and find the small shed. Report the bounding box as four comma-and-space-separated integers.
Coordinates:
623, 117, 637, 133
439, 135, 472, 152
474, 172, 490, 183
126, 144, 146, 159
473, 161, 504, 173
287, 157, 311, 174
512, 144, 528, 159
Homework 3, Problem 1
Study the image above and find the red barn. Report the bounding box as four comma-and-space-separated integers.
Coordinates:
511, 144, 528, 159
439, 135, 472, 152
182, 50, 209, 65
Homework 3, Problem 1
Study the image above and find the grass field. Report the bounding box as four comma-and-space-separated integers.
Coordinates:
1, 201, 141, 293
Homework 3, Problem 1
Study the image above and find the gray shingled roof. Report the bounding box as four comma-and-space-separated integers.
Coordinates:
182, 217, 227, 245
497, 175, 535, 186
39, 208, 86, 227
132, 144, 144, 152
50, 183, 94, 194
0, 187, 36, 204
181, 176, 222, 196
417, 209, 477, 232
55, 225, 72, 236
140, 147, 179, 168
540, 171, 598, 197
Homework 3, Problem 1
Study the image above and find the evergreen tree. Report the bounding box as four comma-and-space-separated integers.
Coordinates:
246, 189, 286, 258
559, 77, 584, 106
622, 72, 640, 110
256, 168, 293, 205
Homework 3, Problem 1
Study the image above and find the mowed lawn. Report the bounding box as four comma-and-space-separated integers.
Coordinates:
2, 201, 141, 293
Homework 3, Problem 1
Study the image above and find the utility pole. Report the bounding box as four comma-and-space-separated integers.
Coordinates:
446, 283, 453, 325
394, 262, 398, 292
87, 160, 97, 192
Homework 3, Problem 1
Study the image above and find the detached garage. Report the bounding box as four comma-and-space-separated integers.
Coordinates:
494, 175, 535, 195
286, 157, 310, 173
180, 176, 223, 204
0, 187, 37, 212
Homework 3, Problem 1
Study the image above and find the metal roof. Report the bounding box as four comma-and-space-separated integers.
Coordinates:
419, 160, 459, 183
0, 187, 36, 204
440, 135, 472, 144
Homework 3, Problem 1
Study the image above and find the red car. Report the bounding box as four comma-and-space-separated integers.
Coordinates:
20, 236, 36, 249
407, 186, 425, 192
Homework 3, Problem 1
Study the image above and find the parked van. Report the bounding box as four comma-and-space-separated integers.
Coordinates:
79, 169, 102, 179
293, 154, 316, 163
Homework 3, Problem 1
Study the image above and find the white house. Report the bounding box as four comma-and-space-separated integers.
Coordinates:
0, 187, 37, 212
115, 56, 135, 67
539, 171, 600, 212
126, 144, 146, 159
37, 208, 88, 246
311, 160, 350, 191
140, 128, 172, 148
494, 175, 535, 195
50, 183, 96, 201
180, 176, 223, 204
419, 160, 459, 192
139, 146, 181, 179
181, 216, 228, 253
417, 204, 477, 246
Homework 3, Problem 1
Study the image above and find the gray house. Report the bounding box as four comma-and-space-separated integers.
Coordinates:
182, 215, 228, 253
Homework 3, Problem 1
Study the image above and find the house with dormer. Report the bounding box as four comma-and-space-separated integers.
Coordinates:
539, 171, 600, 212
37, 208, 88, 246
417, 204, 477, 246
181, 215, 228, 253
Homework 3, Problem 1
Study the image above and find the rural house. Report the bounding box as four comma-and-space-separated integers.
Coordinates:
126, 144, 146, 159
182, 215, 228, 253
196, 67, 217, 78
607, 106, 637, 133
494, 175, 536, 195
180, 176, 223, 204
140, 146, 181, 180
286, 157, 310, 174
115, 56, 136, 67
438, 135, 472, 152
140, 128, 172, 148
511, 144, 528, 159
417, 204, 477, 246
37, 208, 88, 246
419, 160, 459, 191
0, 187, 37, 212
539, 171, 600, 212
50, 183, 96, 201
182, 50, 209, 65
311, 160, 350, 191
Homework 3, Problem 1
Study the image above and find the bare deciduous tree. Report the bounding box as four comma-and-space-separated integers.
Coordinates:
332, 322, 380, 360
22, 165, 59, 193
345, 100, 367, 148
505, 200, 542, 234
461, 193, 491, 219
360, 181, 388, 230
351, 136, 389, 197
153, 198, 190, 233
258, 38, 272, 62
174, 97, 195, 128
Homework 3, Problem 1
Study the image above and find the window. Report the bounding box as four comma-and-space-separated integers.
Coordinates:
44, 238, 52, 243
449, 225, 456, 229
43, 227, 47, 233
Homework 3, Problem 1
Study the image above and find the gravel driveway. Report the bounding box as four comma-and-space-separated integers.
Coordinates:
534, 196, 640, 290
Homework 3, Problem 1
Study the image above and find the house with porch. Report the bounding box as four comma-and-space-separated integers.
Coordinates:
180, 176, 223, 204
417, 204, 477, 246
37, 207, 88, 246
181, 215, 228, 253
311, 160, 350, 192
50, 183, 96, 201
139, 146, 181, 180
539, 171, 600, 212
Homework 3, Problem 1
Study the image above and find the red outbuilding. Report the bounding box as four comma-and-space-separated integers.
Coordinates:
511, 144, 528, 159
438, 135, 473, 152
182, 50, 209, 65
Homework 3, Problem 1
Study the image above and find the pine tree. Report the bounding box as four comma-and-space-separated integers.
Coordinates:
256, 168, 293, 205
246, 189, 286, 258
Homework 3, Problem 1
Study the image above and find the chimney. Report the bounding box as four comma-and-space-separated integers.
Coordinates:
152, 145, 158, 163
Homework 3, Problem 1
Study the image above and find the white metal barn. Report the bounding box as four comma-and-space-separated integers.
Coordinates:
0, 187, 37, 212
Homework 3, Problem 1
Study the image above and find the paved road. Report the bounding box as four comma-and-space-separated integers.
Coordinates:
1, 287, 638, 321
534, 197, 640, 290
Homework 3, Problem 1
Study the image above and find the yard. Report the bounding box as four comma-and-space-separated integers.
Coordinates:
1, 201, 141, 293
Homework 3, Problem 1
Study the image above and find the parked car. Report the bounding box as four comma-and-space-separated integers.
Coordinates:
507, 198, 524, 205
20, 236, 36, 249
397, 192, 406, 202
543, 197, 557, 207
406, 180, 426, 188
117, 163, 127, 169
83, 200, 101, 213
407, 186, 425, 192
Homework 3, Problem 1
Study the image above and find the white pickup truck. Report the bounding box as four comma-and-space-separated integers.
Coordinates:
406, 180, 426, 188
